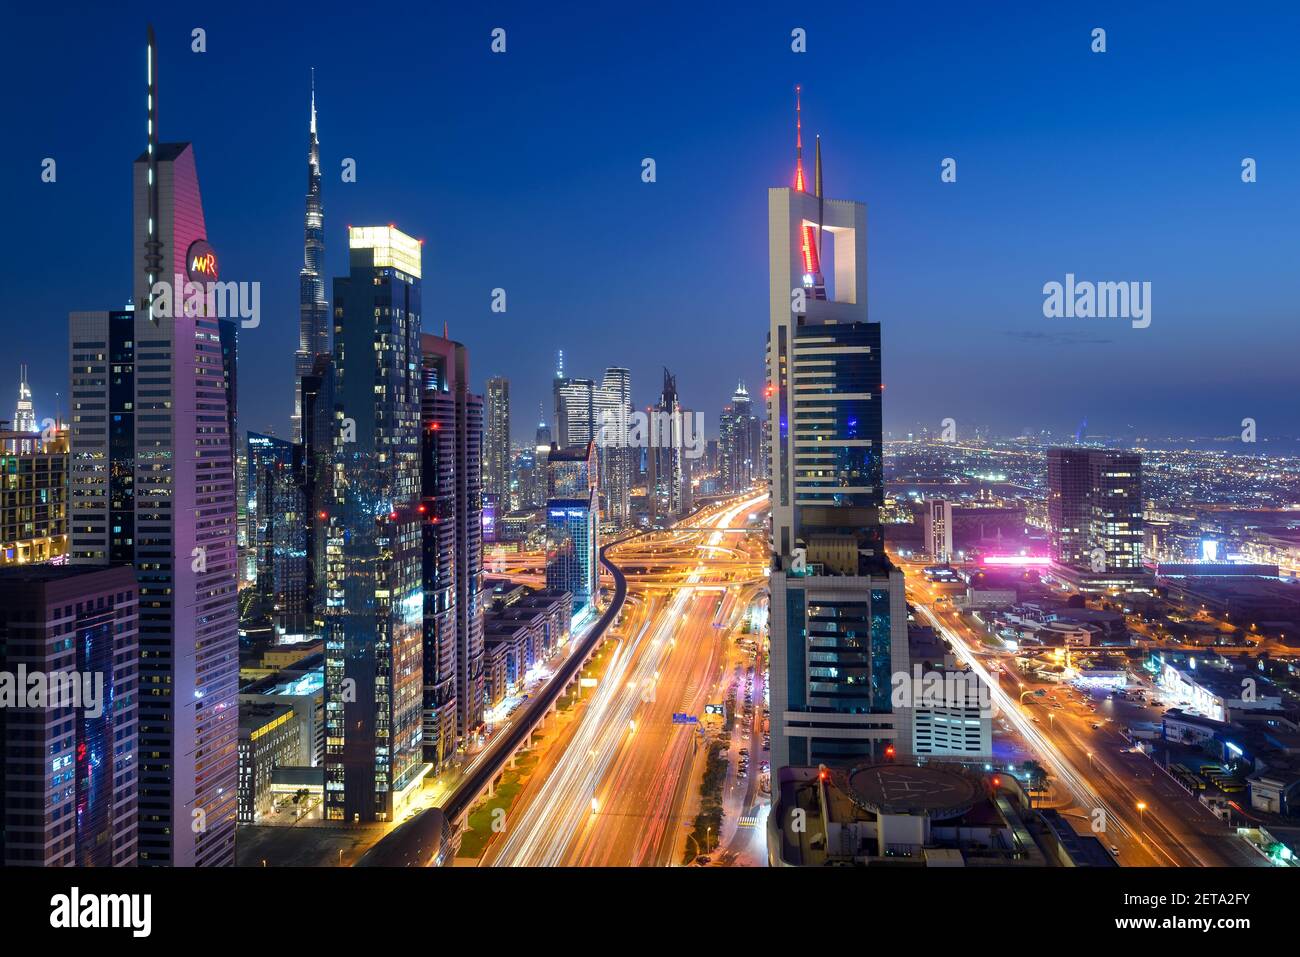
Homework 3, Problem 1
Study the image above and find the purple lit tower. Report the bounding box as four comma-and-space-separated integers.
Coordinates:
111, 25, 239, 865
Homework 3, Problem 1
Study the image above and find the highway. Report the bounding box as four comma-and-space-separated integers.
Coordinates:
481, 492, 769, 866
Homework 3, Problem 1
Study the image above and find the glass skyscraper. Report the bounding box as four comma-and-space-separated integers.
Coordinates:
323, 226, 425, 823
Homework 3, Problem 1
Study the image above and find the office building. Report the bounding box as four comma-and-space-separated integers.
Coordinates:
547, 441, 599, 619
926, 499, 953, 564
0, 564, 139, 866
719, 379, 756, 493
646, 368, 693, 523
421, 331, 485, 762
484, 375, 510, 511
65, 29, 240, 864
293, 73, 328, 442
594, 367, 634, 529
323, 225, 425, 823
246, 433, 310, 639
766, 89, 912, 772
1047, 448, 1146, 593
300, 353, 334, 636
0, 424, 68, 566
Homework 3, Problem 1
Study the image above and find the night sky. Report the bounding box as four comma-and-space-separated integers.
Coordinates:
4, 1, 1298, 444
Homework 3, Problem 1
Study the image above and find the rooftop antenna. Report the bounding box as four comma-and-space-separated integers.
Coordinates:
794, 85, 806, 192
815, 133, 824, 263
143, 24, 162, 318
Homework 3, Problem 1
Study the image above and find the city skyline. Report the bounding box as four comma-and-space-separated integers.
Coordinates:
7, 5, 1300, 446
2, 3, 1298, 923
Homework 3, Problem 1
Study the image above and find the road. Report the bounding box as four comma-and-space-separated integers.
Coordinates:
482, 492, 769, 866
898, 555, 1266, 868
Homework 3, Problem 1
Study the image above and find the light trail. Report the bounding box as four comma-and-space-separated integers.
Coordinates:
487, 492, 768, 866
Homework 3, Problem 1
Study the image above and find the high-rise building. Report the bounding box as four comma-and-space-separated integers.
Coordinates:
484, 376, 511, 510
1047, 448, 1146, 593
323, 225, 425, 823
547, 441, 599, 620
719, 379, 756, 493
555, 375, 596, 449
13, 363, 36, 434
421, 331, 485, 761
66, 28, 240, 865
0, 424, 68, 566
595, 367, 633, 528
766, 89, 911, 773
646, 368, 693, 523
293, 72, 328, 443
300, 355, 334, 637
926, 499, 953, 564
246, 433, 310, 639
0, 564, 139, 866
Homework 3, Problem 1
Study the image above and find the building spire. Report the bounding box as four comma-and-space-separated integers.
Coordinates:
143, 24, 162, 316
815, 134, 824, 261
310, 67, 317, 135
794, 85, 806, 192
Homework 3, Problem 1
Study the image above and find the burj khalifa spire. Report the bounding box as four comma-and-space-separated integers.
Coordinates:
293, 68, 328, 442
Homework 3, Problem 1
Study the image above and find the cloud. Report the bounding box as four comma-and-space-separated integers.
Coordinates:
1004, 329, 1113, 345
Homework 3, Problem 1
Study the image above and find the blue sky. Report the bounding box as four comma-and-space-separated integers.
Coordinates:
3, 1, 1298, 443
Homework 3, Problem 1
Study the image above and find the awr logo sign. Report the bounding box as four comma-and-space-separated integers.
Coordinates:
185, 239, 219, 281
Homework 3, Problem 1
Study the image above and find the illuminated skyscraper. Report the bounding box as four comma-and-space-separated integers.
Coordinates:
421, 331, 485, 761
484, 376, 510, 510
246, 433, 309, 638
323, 225, 425, 823
62, 27, 240, 864
1047, 448, 1146, 593
719, 379, 756, 492
646, 368, 693, 523
0, 564, 139, 866
13, 363, 35, 433
293, 71, 327, 442
547, 440, 599, 619
595, 366, 633, 528
926, 499, 953, 563
766, 88, 911, 772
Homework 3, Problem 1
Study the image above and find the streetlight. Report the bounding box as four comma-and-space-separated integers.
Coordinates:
1137, 801, 1147, 823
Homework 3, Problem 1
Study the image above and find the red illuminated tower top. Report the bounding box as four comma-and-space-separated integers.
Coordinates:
794, 85, 806, 192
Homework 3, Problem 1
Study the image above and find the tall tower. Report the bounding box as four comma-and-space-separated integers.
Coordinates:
765, 88, 910, 773
595, 367, 633, 527
323, 225, 425, 823
293, 70, 327, 442
73, 25, 240, 865
484, 376, 511, 509
13, 363, 36, 433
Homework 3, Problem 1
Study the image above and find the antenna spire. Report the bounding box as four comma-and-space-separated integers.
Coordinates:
815, 134, 824, 260
310, 67, 317, 135
794, 85, 806, 192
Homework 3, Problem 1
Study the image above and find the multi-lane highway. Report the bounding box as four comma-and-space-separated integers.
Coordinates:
481, 492, 768, 866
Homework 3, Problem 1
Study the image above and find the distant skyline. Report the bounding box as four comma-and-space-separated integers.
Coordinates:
4, 3, 1299, 445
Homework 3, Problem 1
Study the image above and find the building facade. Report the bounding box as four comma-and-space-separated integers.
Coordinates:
0, 565, 139, 866
1047, 448, 1145, 592
323, 226, 426, 823
0, 425, 68, 566
484, 375, 510, 511
766, 93, 911, 772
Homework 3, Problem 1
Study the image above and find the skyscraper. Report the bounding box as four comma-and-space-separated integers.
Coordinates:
300, 354, 335, 637
323, 225, 425, 823
926, 499, 953, 563
421, 331, 485, 759
595, 366, 633, 528
484, 376, 511, 510
0, 564, 139, 866
546, 440, 599, 620
766, 88, 911, 772
246, 432, 310, 639
13, 362, 35, 433
646, 368, 693, 523
68, 27, 241, 865
293, 71, 328, 443
719, 379, 755, 493
1047, 448, 1146, 593
555, 375, 596, 449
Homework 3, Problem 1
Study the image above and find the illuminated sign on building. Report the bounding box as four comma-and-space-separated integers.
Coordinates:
185, 239, 219, 282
